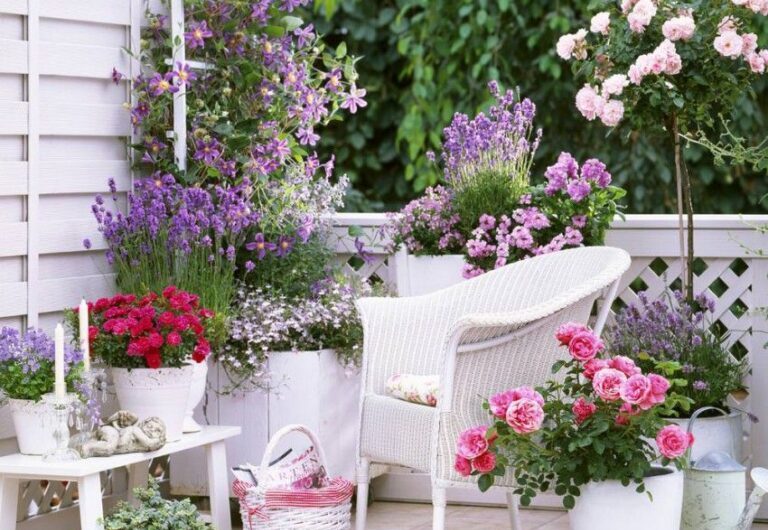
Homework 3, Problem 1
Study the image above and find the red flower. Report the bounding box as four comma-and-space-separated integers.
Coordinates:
88, 326, 99, 341
139, 292, 159, 306
147, 331, 164, 348
127, 338, 149, 356
162, 285, 177, 299
145, 351, 162, 369
192, 350, 207, 363
174, 315, 191, 331
166, 331, 182, 346
158, 311, 175, 327
200, 308, 214, 319
94, 298, 112, 312
196, 338, 210, 355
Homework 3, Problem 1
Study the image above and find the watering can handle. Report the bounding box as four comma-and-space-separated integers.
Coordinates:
685, 406, 730, 461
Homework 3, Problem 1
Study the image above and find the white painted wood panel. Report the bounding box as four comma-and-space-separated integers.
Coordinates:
0, 162, 27, 196
39, 0, 132, 26
0, 39, 27, 74
0, 1, 28, 16
40, 103, 129, 137
0, 101, 28, 135
39, 41, 131, 79
0, 222, 26, 257
39, 160, 131, 193
0, 282, 26, 318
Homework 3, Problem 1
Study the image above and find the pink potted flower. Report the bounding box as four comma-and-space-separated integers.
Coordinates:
456, 322, 694, 530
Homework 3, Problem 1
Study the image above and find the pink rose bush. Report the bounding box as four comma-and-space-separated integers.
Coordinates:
458, 322, 693, 508
558, 0, 768, 129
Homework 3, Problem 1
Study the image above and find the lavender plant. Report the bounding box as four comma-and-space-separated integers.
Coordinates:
0, 327, 84, 401
222, 275, 372, 391
607, 290, 746, 415
90, 174, 259, 345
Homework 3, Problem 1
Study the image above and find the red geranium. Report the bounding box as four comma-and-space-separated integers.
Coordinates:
73, 286, 214, 370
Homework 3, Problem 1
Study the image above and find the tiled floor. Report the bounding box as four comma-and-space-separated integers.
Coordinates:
353, 502, 768, 530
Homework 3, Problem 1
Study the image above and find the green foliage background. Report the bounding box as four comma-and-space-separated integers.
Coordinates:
312, 0, 768, 213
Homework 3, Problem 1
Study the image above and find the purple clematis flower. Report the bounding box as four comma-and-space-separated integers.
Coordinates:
173, 62, 197, 85
275, 235, 295, 257
83, 238, 92, 249
355, 237, 374, 264
297, 126, 320, 146
246, 233, 276, 260
340, 84, 367, 114
111, 68, 124, 85
193, 138, 222, 165
148, 72, 178, 96
294, 24, 314, 48
185, 20, 213, 49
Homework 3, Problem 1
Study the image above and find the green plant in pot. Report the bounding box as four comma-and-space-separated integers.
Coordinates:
607, 289, 747, 461
102, 479, 211, 530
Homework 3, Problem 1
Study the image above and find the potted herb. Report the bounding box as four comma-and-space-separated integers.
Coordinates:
102, 478, 211, 530
385, 83, 624, 293
607, 290, 747, 461
69, 288, 213, 441
0, 327, 85, 455
458, 323, 693, 529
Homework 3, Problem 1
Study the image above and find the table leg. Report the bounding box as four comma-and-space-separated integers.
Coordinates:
127, 462, 150, 506
0, 476, 19, 530
78, 474, 104, 530
206, 440, 232, 530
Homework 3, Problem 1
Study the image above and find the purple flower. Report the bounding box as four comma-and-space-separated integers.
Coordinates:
544, 152, 579, 195
280, 0, 308, 12
245, 260, 256, 272
297, 126, 320, 146
173, 62, 197, 85
296, 214, 315, 243
185, 20, 213, 49
111, 68, 124, 85
83, 238, 92, 249
572, 214, 587, 228
245, 233, 276, 260
581, 158, 612, 188
294, 24, 315, 48
566, 180, 591, 202
194, 138, 222, 165
564, 226, 584, 246
340, 84, 367, 114
148, 72, 178, 96
693, 380, 709, 391
275, 235, 295, 257
355, 237, 374, 264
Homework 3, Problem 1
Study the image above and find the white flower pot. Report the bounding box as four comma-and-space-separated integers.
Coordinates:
111, 366, 193, 442
183, 358, 209, 433
395, 253, 466, 296
8, 396, 60, 455
569, 468, 684, 530
667, 412, 743, 463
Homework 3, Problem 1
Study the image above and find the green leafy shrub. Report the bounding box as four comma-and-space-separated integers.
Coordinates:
102, 479, 212, 530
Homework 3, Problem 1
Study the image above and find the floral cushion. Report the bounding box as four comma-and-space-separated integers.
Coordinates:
385, 374, 439, 407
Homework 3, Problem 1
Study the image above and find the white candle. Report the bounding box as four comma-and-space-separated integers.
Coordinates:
54, 323, 66, 402
79, 299, 90, 372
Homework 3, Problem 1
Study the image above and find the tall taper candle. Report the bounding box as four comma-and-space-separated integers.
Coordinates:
54, 323, 66, 402
79, 299, 90, 372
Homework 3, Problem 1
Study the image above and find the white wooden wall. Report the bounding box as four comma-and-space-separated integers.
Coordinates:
0, 2, 139, 526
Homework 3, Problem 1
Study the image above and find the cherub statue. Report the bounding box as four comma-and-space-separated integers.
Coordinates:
77, 410, 167, 458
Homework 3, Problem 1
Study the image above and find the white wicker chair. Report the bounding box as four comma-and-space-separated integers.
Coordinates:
354, 246, 631, 530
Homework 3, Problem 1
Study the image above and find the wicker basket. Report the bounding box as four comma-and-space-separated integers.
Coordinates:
234, 424, 353, 530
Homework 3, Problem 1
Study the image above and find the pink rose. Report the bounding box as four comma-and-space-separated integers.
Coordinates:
637, 373, 670, 410
572, 397, 597, 424
575, 85, 604, 121
456, 425, 489, 459
506, 398, 545, 434
555, 322, 590, 346
608, 356, 641, 377
619, 374, 652, 405
582, 358, 608, 380
568, 330, 604, 362
662, 16, 696, 42
592, 368, 627, 401
600, 99, 625, 127
656, 424, 694, 459
454, 454, 472, 477
714, 31, 744, 58
742, 33, 758, 57
489, 386, 544, 418
747, 52, 766, 74
590, 12, 610, 35
615, 402, 637, 426
472, 451, 497, 474
556, 34, 577, 60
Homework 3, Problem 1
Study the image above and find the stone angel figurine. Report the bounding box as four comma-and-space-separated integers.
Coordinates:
76, 410, 167, 458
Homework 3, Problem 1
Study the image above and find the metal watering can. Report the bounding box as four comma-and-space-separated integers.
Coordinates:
680, 407, 768, 529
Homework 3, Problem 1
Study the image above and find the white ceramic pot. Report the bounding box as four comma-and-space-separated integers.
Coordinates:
111, 365, 193, 442
569, 468, 684, 530
8, 396, 59, 455
668, 412, 743, 463
183, 358, 209, 433
395, 253, 466, 296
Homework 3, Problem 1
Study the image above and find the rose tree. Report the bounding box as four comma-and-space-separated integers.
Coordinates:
455, 323, 694, 509
557, 0, 768, 299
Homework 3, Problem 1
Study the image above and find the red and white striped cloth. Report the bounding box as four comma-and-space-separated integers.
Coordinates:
234, 477, 354, 523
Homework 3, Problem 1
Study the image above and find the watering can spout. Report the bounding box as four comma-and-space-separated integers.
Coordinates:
736, 468, 768, 530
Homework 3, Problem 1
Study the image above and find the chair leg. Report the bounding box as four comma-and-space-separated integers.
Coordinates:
432, 486, 447, 530
506, 491, 523, 530
355, 458, 371, 530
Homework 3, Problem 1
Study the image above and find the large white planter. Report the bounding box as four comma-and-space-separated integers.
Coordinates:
111, 366, 193, 442
569, 468, 684, 530
183, 358, 209, 434
8, 396, 59, 455
668, 412, 743, 463
394, 253, 465, 296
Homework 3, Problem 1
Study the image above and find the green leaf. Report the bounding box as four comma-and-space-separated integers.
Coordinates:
478, 474, 494, 492
563, 495, 575, 509
336, 42, 347, 59
281, 16, 304, 31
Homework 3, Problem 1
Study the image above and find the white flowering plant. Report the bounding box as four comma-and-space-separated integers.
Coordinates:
556, 0, 768, 300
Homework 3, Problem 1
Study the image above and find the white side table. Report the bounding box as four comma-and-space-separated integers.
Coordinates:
0, 425, 241, 530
